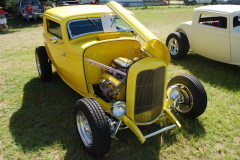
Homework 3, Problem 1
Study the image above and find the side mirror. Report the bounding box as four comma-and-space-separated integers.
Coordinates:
50, 37, 58, 44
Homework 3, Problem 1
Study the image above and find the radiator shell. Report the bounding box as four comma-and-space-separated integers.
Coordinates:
134, 66, 165, 123
126, 57, 167, 124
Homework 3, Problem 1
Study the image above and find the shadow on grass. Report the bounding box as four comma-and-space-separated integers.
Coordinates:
174, 115, 206, 138
171, 53, 240, 92
9, 72, 205, 160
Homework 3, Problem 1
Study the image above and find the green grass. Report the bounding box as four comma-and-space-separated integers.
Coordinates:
1, 6, 240, 160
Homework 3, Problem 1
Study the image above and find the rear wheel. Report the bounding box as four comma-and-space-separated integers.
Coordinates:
167, 74, 207, 118
166, 32, 189, 60
75, 98, 111, 158
191, 1, 196, 5
35, 46, 52, 81
211, 0, 217, 4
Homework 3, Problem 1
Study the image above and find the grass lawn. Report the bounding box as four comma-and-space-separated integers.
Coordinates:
0, 5, 240, 160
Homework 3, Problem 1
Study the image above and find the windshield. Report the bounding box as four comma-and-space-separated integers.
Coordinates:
21, 0, 40, 5
68, 16, 133, 40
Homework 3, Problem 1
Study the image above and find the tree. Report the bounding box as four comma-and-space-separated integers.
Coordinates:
0, 0, 7, 8
0, 0, 14, 9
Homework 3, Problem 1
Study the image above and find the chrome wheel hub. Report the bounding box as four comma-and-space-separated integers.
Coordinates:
76, 111, 92, 148
168, 38, 179, 55
174, 84, 193, 113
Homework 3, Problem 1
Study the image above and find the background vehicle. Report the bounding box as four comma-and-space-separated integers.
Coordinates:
18, 0, 45, 20
184, 0, 217, 5
166, 5, 240, 65
51, 0, 83, 7
220, 0, 233, 4
36, 1, 207, 158
220, 0, 240, 4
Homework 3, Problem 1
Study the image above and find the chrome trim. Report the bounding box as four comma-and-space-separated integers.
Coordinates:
144, 124, 177, 139
84, 58, 127, 76
111, 119, 122, 138
51, 37, 58, 44
59, 53, 66, 57
119, 126, 129, 130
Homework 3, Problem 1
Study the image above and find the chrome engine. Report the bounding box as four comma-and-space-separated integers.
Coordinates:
85, 57, 139, 102
99, 57, 134, 102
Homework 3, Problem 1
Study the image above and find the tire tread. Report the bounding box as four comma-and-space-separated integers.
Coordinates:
35, 46, 52, 81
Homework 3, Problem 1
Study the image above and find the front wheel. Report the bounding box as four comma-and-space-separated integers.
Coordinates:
75, 98, 111, 158
167, 74, 207, 118
166, 32, 189, 60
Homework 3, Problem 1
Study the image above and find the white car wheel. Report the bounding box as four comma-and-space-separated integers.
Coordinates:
166, 32, 189, 60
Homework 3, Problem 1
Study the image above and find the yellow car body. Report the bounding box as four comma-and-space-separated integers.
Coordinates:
36, 1, 207, 158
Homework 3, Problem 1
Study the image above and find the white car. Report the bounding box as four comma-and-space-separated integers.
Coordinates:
183, 0, 217, 5
166, 5, 240, 65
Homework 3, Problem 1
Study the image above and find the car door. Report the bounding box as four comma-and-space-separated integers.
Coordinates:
230, 15, 240, 65
45, 19, 71, 82
193, 12, 230, 63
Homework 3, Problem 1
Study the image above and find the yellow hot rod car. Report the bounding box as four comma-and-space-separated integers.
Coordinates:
35, 1, 207, 158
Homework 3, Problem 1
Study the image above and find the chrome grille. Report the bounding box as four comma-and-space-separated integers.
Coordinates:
134, 66, 165, 123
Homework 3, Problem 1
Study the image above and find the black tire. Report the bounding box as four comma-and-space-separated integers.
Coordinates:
166, 32, 189, 60
75, 98, 111, 158
167, 74, 207, 118
191, 1, 196, 5
211, 0, 217, 4
22, 16, 26, 21
35, 46, 52, 81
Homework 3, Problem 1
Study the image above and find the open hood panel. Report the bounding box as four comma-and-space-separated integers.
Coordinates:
106, 1, 170, 65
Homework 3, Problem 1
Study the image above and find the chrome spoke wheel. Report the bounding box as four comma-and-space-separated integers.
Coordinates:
168, 38, 179, 55
76, 111, 93, 148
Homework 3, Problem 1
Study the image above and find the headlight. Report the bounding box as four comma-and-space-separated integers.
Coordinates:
111, 101, 127, 117
167, 85, 180, 100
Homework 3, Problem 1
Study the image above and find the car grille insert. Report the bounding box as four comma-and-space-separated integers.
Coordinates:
134, 67, 165, 123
